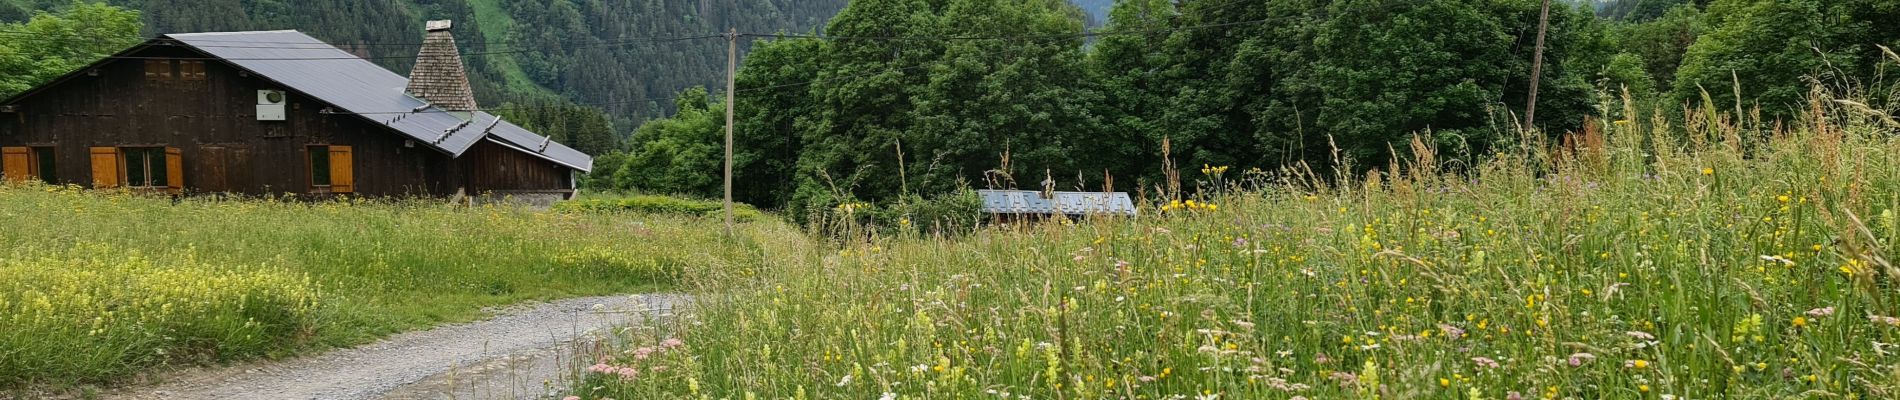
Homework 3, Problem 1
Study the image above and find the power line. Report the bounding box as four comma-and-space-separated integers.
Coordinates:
741, 18, 1275, 41
0, 28, 729, 49
318, 13, 1313, 116
327, 32, 1087, 116
326, 63, 936, 116
88, 34, 725, 61
38, 1, 1420, 116
738, 1, 1416, 42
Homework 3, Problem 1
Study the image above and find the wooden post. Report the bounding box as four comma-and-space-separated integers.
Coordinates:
724, 28, 738, 236
1525, 0, 1552, 130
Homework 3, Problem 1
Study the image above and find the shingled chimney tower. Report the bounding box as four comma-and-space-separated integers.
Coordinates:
406, 20, 479, 112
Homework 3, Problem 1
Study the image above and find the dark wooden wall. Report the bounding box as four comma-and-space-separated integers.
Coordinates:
456, 141, 573, 193
0, 44, 574, 197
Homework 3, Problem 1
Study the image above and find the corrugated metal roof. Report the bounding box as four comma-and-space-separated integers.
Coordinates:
163, 31, 592, 172
483, 116, 593, 171
977, 190, 1138, 216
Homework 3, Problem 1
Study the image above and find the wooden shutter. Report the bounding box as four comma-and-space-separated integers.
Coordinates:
89, 147, 120, 188
328, 145, 353, 193
165, 147, 184, 194
181, 61, 206, 81
1, 147, 28, 183
144, 60, 172, 80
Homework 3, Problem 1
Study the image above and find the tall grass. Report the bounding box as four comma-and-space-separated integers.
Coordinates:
571, 93, 1900, 399
0, 187, 790, 387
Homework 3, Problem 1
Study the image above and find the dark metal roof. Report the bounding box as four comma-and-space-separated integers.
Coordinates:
977, 190, 1138, 216
485, 118, 593, 171
163, 30, 592, 172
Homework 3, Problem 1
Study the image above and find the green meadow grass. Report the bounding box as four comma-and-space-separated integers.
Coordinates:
0, 189, 788, 387
572, 105, 1900, 399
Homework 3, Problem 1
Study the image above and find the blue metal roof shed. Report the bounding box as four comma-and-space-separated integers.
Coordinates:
977, 190, 1139, 217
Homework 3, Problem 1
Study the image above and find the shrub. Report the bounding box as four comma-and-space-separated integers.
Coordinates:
555, 195, 765, 223
815, 190, 986, 239
877, 191, 985, 235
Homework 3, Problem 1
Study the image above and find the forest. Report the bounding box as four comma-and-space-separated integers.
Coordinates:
600, 0, 1900, 218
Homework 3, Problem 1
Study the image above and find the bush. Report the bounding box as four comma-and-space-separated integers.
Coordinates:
555, 195, 765, 223
880, 191, 984, 234
817, 190, 986, 238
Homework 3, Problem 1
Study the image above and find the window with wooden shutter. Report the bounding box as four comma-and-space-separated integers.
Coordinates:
144, 60, 173, 81
34, 147, 55, 183
180, 61, 206, 81
165, 147, 183, 194
307, 146, 330, 189
328, 145, 353, 193
89, 147, 121, 188
1, 147, 28, 183
122, 147, 167, 188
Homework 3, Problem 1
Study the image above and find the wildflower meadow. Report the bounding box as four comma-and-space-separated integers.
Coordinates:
568, 94, 1900, 400
0, 187, 786, 388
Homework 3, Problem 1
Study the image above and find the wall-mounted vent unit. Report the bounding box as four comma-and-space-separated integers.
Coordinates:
257, 90, 287, 121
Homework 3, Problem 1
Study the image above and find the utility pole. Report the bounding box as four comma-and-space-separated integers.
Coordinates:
723, 28, 737, 236
1525, 0, 1552, 130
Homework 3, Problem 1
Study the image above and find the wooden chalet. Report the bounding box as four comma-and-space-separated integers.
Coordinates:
0, 20, 591, 202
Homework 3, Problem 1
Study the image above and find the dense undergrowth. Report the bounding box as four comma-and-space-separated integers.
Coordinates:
0, 189, 792, 388
571, 93, 1900, 399
557, 193, 767, 223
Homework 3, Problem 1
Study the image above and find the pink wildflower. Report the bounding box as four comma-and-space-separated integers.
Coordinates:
1872, 314, 1900, 326
1627, 331, 1655, 341
1807, 307, 1836, 317
1329, 372, 1359, 388
1438, 324, 1466, 340
587, 363, 642, 381
1567, 353, 1596, 367
633, 347, 656, 360
1472, 357, 1500, 369
662, 338, 685, 348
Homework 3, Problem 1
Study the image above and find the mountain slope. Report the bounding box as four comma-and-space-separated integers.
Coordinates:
0, 0, 845, 125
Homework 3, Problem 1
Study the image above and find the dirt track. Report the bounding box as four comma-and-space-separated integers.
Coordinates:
102, 294, 682, 400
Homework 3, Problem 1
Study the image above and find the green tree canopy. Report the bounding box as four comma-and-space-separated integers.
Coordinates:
0, 1, 143, 98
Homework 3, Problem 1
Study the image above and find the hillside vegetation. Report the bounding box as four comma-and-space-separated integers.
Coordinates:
0, 0, 848, 149
570, 92, 1900, 398
600, 0, 1900, 222
0, 188, 792, 387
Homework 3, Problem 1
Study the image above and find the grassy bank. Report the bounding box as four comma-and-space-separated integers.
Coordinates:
0, 188, 789, 387
572, 102, 1900, 399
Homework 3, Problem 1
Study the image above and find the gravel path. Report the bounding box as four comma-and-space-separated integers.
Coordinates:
103, 294, 683, 400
